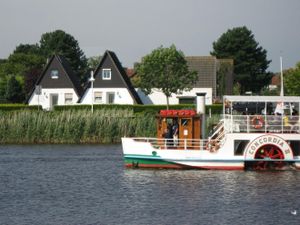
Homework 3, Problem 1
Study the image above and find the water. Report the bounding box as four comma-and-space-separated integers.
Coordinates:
0, 145, 299, 225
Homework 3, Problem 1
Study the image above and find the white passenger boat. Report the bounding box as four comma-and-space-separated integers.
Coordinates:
122, 95, 300, 170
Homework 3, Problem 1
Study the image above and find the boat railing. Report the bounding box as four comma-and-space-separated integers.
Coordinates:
224, 114, 300, 133
209, 119, 224, 139
132, 137, 210, 151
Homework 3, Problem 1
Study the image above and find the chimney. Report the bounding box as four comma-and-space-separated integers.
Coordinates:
196, 93, 206, 138
196, 93, 206, 114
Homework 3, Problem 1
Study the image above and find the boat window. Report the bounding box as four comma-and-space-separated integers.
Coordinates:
290, 141, 300, 156
181, 119, 189, 127
234, 140, 249, 155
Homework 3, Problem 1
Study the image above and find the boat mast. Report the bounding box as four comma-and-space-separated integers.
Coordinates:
280, 56, 284, 97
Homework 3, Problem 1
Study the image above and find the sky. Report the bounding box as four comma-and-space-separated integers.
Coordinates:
1, 0, 300, 72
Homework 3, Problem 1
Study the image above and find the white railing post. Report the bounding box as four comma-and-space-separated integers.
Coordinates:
184, 139, 187, 150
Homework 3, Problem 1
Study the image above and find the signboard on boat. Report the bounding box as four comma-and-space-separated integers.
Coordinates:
244, 134, 293, 160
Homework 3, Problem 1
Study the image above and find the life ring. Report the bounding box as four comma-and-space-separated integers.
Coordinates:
252, 116, 264, 129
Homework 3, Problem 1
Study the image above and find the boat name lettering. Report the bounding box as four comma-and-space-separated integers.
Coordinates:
249, 136, 286, 155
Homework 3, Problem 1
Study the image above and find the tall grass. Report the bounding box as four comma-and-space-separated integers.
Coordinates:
0, 108, 222, 144
0, 109, 156, 144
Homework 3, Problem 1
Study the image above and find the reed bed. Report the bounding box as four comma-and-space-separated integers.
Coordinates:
0, 109, 156, 144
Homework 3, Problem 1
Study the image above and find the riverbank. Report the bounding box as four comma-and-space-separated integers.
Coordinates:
0, 109, 156, 144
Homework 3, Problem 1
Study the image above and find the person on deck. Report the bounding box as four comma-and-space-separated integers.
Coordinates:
172, 119, 179, 147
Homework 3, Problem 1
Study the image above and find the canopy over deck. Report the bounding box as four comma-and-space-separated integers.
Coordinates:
223, 95, 300, 103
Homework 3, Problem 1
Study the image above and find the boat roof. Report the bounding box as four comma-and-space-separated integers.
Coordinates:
223, 95, 300, 103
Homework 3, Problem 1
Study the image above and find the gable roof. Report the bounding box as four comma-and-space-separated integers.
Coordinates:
80, 50, 142, 104
26, 55, 83, 103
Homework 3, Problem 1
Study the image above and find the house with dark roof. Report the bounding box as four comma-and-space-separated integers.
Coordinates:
80, 50, 142, 105
27, 55, 83, 110
136, 56, 233, 105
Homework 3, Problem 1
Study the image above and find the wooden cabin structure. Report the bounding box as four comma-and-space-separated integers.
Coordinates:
157, 110, 201, 149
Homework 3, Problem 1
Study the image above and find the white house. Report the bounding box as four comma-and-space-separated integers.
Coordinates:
27, 55, 83, 110
137, 88, 213, 105
80, 51, 142, 105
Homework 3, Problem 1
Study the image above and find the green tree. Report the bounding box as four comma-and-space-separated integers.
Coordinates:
284, 62, 300, 96
211, 26, 272, 94
87, 56, 102, 70
136, 45, 198, 109
13, 44, 41, 55
39, 30, 88, 82
5, 76, 24, 103
0, 51, 45, 102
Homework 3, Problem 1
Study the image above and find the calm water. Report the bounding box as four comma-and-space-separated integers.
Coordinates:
0, 145, 299, 225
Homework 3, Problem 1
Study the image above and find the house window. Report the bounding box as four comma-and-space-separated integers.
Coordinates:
51, 69, 59, 79
107, 92, 115, 104
94, 92, 103, 103
102, 69, 111, 80
64, 93, 73, 104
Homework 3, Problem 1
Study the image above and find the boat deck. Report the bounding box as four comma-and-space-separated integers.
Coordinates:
224, 115, 300, 134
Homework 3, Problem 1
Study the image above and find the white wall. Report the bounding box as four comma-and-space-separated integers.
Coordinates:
80, 88, 135, 105
136, 88, 213, 105
28, 88, 79, 110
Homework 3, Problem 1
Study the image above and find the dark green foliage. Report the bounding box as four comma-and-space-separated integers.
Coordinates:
136, 45, 198, 108
284, 62, 300, 96
87, 56, 102, 70
0, 48, 45, 102
206, 104, 223, 114
5, 76, 24, 103
0, 104, 38, 111
13, 44, 41, 55
39, 30, 88, 82
54, 104, 195, 114
211, 26, 272, 94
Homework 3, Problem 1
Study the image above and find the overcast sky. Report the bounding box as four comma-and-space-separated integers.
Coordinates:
1, 0, 300, 72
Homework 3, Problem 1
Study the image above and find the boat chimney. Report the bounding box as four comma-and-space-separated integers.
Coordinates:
196, 93, 206, 138
196, 93, 206, 114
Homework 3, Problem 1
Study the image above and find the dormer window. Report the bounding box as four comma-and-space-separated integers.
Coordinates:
102, 69, 111, 80
51, 69, 59, 79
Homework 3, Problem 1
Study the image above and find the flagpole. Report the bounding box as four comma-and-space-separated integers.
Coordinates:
280, 56, 284, 97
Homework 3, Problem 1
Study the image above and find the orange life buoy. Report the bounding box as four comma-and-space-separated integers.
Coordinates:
252, 116, 264, 129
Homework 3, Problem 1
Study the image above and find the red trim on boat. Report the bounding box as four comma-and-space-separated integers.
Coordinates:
126, 163, 244, 170
126, 163, 188, 169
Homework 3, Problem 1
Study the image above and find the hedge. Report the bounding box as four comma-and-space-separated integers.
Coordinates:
54, 104, 196, 114
0, 103, 223, 114
0, 104, 39, 111
54, 103, 223, 114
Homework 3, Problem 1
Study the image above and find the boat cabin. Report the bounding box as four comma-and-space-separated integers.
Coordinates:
223, 95, 300, 134
157, 109, 201, 148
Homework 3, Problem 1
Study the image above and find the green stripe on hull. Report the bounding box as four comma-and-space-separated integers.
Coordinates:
124, 157, 189, 169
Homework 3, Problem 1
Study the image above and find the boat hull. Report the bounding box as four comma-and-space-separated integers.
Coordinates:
125, 155, 244, 170
122, 134, 300, 170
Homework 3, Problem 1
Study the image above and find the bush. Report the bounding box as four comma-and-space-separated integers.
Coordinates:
206, 104, 223, 114
54, 104, 196, 115
0, 104, 39, 111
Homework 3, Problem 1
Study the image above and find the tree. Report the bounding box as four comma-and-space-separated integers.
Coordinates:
13, 44, 41, 55
211, 26, 272, 94
284, 62, 300, 96
136, 45, 198, 108
5, 76, 24, 103
0, 51, 45, 102
39, 30, 88, 82
87, 56, 102, 70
